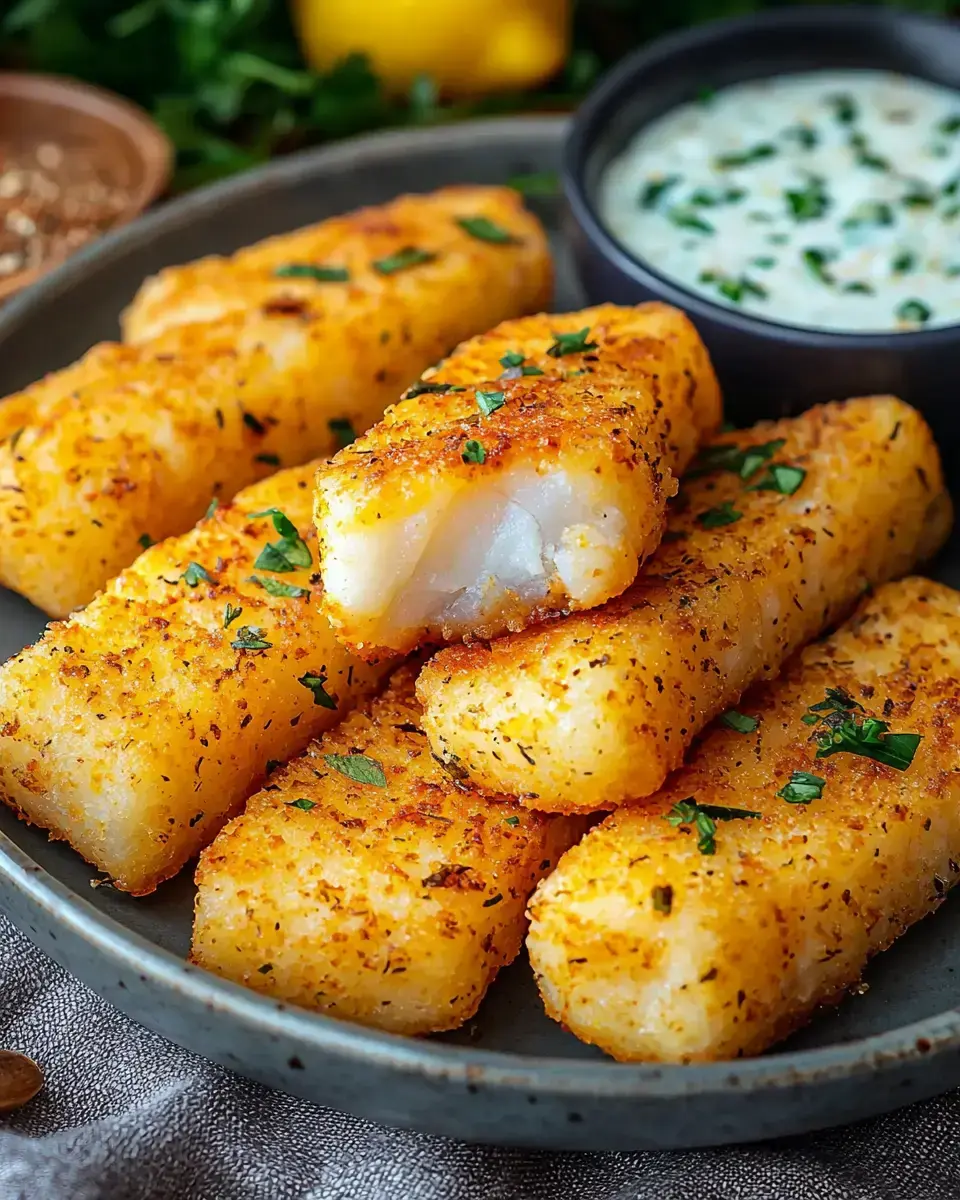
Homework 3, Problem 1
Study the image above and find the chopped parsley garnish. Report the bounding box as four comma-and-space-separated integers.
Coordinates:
715, 143, 777, 169
698, 270, 767, 304
223, 602, 243, 629
181, 561, 212, 588
652, 884, 673, 914
776, 771, 825, 805
286, 798, 316, 811
138, 533, 153, 550
504, 815, 520, 827
546, 327, 598, 357
720, 709, 759, 734
498, 351, 544, 379
697, 501, 742, 528
668, 207, 715, 235
782, 124, 819, 150
457, 215, 518, 244
231, 625, 272, 651
842, 201, 895, 229
666, 798, 761, 855
802, 246, 837, 284
689, 185, 745, 207
248, 574, 310, 598
892, 250, 917, 274
746, 463, 807, 496
323, 753, 386, 787
499, 351, 525, 368
828, 92, 857, 124
205, 497, 219, 519
298, 672, 336, 709
274, 263, 349, 282
785, 176, 830, 222
639, 175, 680, 209
372, 247, 436, 275
404, 381, 466, 399
461, 439, 487, 464
242, 410, 267, 436
249, 508, 312, 572
328, 417, 356, 448
476, 389, 506, 417
897, 299, 932, 325
691, 437, 785, 481
803, 686, 921, 772
255, 453, 280, 466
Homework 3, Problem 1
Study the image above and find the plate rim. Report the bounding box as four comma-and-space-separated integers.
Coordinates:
1, 113, 959, 1125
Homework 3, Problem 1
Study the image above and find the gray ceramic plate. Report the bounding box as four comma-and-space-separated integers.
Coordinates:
2, 116, 960, 1152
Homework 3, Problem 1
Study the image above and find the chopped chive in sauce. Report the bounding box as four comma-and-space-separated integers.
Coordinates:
639, 175, 681, 209
666, 798, 761, 855
827, 92, 858, 124
938, 113, 960, 135
767, 232, 790, 246
842, 201, 895, 229
461, 439, 486, 464
892, 250, 917, 274
776, 771, 826, 804
848, 131, 889, 171
323, 753, 386, 787
841, 281, 874, 295
274, 263, 349, 282
785, 175, 830, 221
668, 207, 715, 234
476, 389, 506, 417
456, 215, 518, 244
719, 709, 759, 734
298, 672, 337, 709
782, 124, 819, 150
896, 298, 932, 324
223, 602, 243, 629
697, 501, 742, 528
698, 270, 767, 303
688, 185, 745, 207
751, 256, 777, 269
802, 246, 837, 284
714, 143, 777, 169
746, 463, 807, 495
546, 327, 598, 357
901, 180, 936, 208
372, 247, 436, 275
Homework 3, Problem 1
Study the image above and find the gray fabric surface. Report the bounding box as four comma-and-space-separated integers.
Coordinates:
1, 916, 959, 1200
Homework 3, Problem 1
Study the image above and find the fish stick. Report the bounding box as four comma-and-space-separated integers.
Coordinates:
312, 303, 721, 657
191, 663, 585, 1034
1, 186, 551, 617
527, 577, 960, 1062
417, 397, 951, 813
0, 464, 391, 895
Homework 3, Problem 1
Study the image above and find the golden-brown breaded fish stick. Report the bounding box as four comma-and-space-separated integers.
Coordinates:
1, 187, 551, 617
313, 303, 721, 658
418, 398, 951, 813
191, 663, 585, 1034
528, 577, 960, 1063
0, 464, 391, 895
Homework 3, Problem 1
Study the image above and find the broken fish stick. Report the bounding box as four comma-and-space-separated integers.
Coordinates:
191, 663, 585, 1034
418, 397, 951, 813
528, 577, 960, 1062
1, 186, 551, 617
313, 303, 721, 657
0, 464, 391, 895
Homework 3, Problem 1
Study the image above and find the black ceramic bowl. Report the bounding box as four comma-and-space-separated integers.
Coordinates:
564, 6, 960, 441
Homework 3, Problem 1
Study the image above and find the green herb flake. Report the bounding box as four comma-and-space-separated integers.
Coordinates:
266, 760, 282, 775
255, 453, 281, 466
828, 93, 858, 124
205, 497, 219, 519
785, 176, 830, 222
896, 299, 932, 325
848, 132, 890, 172
546, 327, 599, 358
457, 215, 518, 244
697, 501, 742, 529
242, 410, 267, 436
815, 717, 922, 772
476, 389, 506, 417
274, 263, 349, 282
776, 771, 826, 805
652, 884, 673, 914
841, 281, 874, 296
404, 381, 467, 399
639, 174, 681, 209
751, 256, 777, 269
802, 246, 837, 285
372, 247, 436, 275
842, 201, 895, 230
666, 798, 761, 855
668, 207, 715, 235
298, 672, 337, 710
938, 114, 960, 136
892, 250, 917, 274
499, 351, 526, 369
249, 507, 312, 572
782, 124, 819, 150
715, 143, 777, 169
483, 893, 504, 908
286, 798, 317, 811
504, 815, 520, 827
688, 185, 745, 208
507, 171, 559, 197
248, 574, 310, 598
323, 753, 387, 787
231, 625, 272, 651
746, 463, 807, 496
329, 417, 356, 448
901, 181, 936, 208
720, 709, 759, 734
181, 561, 213, 588
138, 533, 153, 550
461, 439, 487, 465
223, 602, 243, 629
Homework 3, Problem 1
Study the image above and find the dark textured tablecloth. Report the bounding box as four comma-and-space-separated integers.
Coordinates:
1, 915, 959, 1200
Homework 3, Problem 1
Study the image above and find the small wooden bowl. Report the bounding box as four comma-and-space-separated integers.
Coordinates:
0, 72, 172, 302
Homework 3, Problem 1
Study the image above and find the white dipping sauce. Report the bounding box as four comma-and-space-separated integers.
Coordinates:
599, 71, 960, 332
